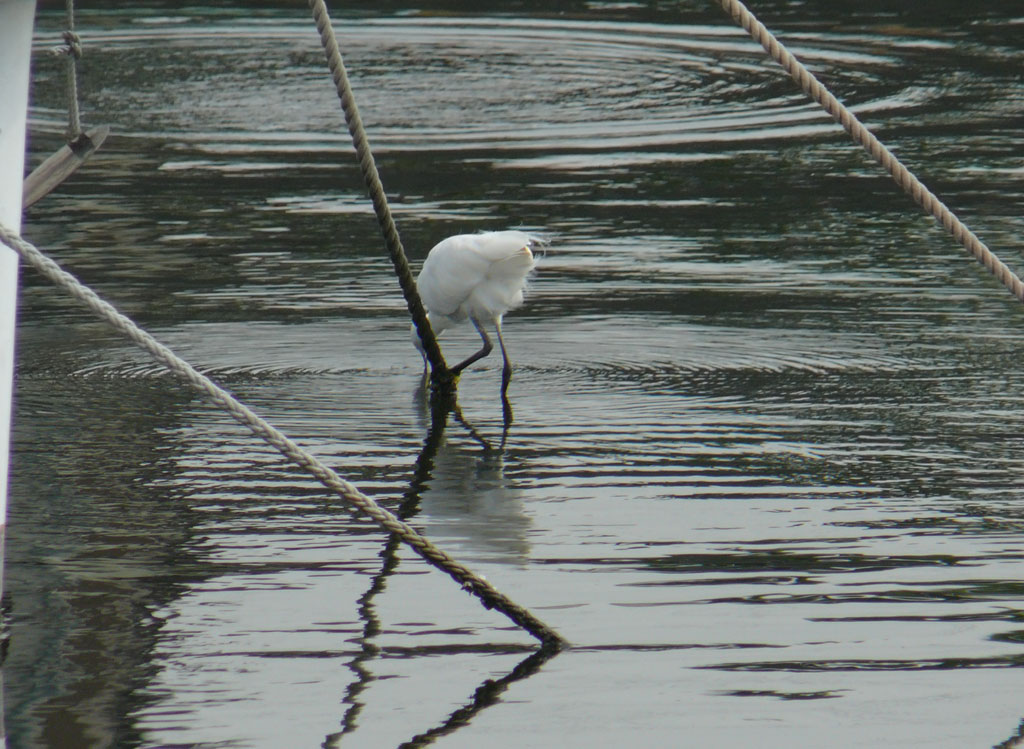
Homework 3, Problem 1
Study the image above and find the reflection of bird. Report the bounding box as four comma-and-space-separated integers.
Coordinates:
412, 230, 544, 392
409, 385, 532, 564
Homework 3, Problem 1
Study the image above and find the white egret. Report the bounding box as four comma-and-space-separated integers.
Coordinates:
412, 230, 544, 393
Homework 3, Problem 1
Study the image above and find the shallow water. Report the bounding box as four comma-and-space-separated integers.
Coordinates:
8, 1, 1024, 747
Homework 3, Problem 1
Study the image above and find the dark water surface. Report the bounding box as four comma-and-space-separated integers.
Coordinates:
10, 1, 1024, 746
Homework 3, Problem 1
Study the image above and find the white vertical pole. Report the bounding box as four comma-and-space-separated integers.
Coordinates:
0, 0, 37, 600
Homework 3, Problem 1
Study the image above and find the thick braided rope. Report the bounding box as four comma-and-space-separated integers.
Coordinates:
0, 225, 564, 647
717, 0, 1024, 304
307, 0, 451, 381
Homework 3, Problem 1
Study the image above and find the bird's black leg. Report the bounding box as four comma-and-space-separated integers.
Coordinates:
495, 321, 513, 394
450, 319, 493, 375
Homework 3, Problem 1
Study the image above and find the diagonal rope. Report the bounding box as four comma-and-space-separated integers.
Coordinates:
0, 223, 565, 648
715, 0, 1024, 304
307, 0, 452, 385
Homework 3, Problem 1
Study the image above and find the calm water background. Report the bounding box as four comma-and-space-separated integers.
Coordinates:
9, 1, 1024, 746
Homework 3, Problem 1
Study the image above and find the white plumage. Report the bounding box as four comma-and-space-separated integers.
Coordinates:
412, 230, 544, 392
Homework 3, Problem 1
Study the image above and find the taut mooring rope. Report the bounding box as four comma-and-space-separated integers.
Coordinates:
716, 0, 1024, 304
307, 0, 452, 385
0, 224, 564, 647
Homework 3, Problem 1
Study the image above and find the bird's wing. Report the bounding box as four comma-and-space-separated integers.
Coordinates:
418, 235, 491, 317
